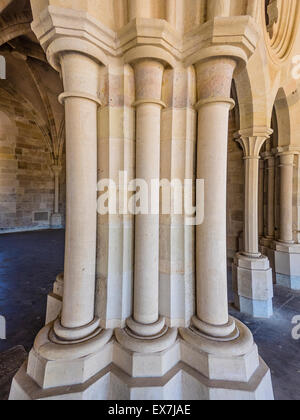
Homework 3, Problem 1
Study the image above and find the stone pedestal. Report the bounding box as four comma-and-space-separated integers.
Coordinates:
10, 334, 273, 400
233, 254, 273, 318
273, 152, 300, 290
275, 243, 300, 290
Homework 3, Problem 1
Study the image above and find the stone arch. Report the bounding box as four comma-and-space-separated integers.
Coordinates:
273, 87, 291, 147
0, 12, 32, 47
233, 45, 269, 130
0, 81, 53, 159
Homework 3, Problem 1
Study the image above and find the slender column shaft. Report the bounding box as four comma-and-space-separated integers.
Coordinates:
59, 53, 99, 329
195, 58, 236, 328
244, 156, 260, 256
237, 134, 271, 256
279, 153, 295, 243
258, 160, 264, 238
266, 156, 275, 239
207, 0, 231, 19
133, 60, 164, 326
52, 165, 61, 214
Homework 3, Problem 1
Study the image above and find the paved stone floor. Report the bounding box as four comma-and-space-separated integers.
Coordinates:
228, 272, 300, 401
0, 230, 299, 400
0, 230, 65, 354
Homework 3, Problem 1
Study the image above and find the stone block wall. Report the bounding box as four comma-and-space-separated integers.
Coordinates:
0, 88, 64, 233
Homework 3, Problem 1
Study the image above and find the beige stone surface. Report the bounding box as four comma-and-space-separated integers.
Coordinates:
3, 0, 300, 401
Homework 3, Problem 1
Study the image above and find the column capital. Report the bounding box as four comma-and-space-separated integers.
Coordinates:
235, 127, 273, 159
261, 151, 276, 162
133, 59, 165, 105
276, 146, 300, 157
195, 58, 236, 105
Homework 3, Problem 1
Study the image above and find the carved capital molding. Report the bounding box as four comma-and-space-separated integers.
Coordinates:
236, 127, 273, 158
31, 5, 260, 72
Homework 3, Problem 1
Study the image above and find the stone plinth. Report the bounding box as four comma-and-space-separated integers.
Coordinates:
233, 254, 273, 318
275, 243, 300, 290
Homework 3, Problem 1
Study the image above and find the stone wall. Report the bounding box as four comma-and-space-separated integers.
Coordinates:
0, 88, 63, 232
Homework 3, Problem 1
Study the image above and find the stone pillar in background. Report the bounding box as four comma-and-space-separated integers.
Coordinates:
278, 153, 295, 244
258, 159, 265, 240
233, 130, 274, 318
275, 151, 300, 290
260, 151, 276, 282
115, 59, 177, 353
261, 152, 276, 247
50, 164, 62, 228
180, 59, 273, 400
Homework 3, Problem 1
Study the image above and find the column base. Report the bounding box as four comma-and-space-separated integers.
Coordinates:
9, 357, 273, 401
10, 324, 274, 400
274, 243, 300, 290
45, 273, 64, 324
115, 318, 178, 354
11, 321, 114, 391
50, 213, 63, 229
232, 253, 274, 318
234, 295, 273, 319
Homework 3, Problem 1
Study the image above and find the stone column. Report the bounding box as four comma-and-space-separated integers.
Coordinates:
258, 159, 264, 239
57, 52, 100, 335
261, 152, 276, 247
207, 0, 231, 19
179, 59, 273, 394
260, 152, 276, 282
275, 152, 300, 290
50, 164, 62, 228
115, 59, 177, 353
181, 58, 237, 340
278, 153, 295, 244
233, 130, 273, 318
22, 52, 113, 391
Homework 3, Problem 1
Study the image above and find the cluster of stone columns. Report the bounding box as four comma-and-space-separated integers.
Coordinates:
9, 1, 274, 399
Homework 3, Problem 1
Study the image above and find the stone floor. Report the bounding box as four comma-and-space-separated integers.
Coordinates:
0, 230, 299, 400
0, 230, 65, 354
228, 272, 300, 401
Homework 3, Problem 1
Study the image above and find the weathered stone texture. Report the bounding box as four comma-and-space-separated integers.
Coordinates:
0, 88, 65, 232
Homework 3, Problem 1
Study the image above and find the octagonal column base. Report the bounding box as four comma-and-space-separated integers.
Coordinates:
232, 253, 274, 318
275, 243, 300, 290
10, 326, 274, 400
